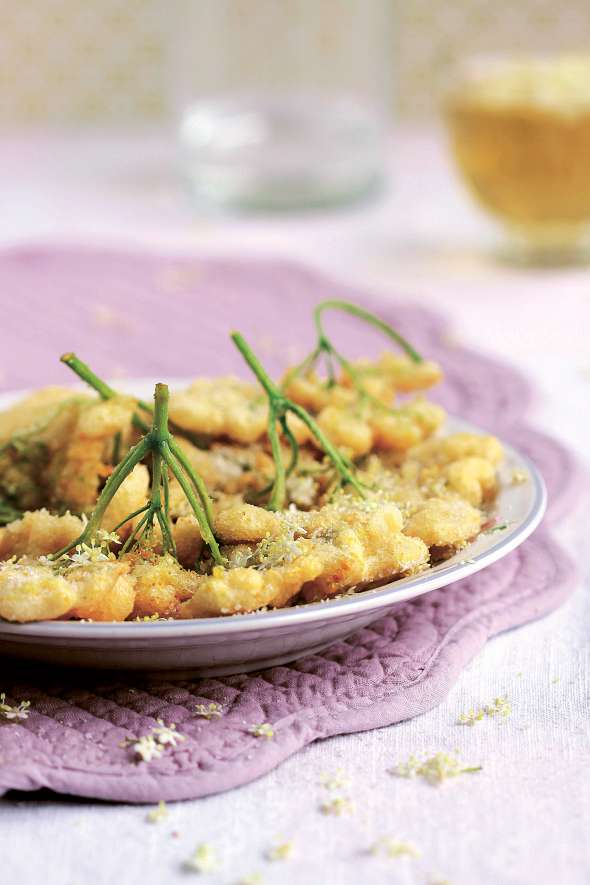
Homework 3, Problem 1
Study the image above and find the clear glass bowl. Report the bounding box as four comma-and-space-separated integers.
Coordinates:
179, 92, 386, 211
172, 0, 391, 212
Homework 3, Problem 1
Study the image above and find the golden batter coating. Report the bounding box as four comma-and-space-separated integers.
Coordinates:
179, 498, 429, 617
408, 432, 504, 467
346, 352, 443, 394
102, 464, 150, 535
0, 509, 83, 560
0, 392, 137, 515
46, 396, 136, 512
0, 558, 134, 623
403, 498, 482, 548
0, 386, 77, 445
178, 547, 326, 618
169, 377, 267, 444
0, 562, 77, 622
67, 561, 135, 621
129, 554, 198, 618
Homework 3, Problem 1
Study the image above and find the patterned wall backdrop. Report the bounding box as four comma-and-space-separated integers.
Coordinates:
0, 0, 588, 123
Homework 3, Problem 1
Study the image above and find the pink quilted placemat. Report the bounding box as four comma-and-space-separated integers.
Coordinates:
0, 247, 582, 803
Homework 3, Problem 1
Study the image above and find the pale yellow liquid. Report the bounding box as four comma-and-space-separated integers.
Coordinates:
445, 57, 590, 256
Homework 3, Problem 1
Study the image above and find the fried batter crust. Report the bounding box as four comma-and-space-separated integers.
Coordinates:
0, 509, 83, 560
0, 559, 135, 622
179, 500, 429, 617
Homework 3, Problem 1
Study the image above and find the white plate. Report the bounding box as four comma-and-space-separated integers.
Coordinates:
0, 381, 546, 677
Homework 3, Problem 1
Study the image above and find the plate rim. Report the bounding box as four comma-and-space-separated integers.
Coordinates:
0, 380, 546, 640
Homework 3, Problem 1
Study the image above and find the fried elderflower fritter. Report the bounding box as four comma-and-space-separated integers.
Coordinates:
0, 389, 137, 514
179, 497, 429, 617
0, 559, 135, 623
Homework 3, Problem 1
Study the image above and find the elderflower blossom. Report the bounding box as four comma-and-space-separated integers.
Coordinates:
123, 721, 186, 762
251, 532, 303, 571
95, 528, 121, 546
393, 752, 482, 786
184, 843, 218, 874
37, 555, 54, 567
146, 800, 168, 823
239, 874, 264, 885
194, 702, 224, 720
457, 695, 511, 726
484, 696, 511, 718
67, 542, 110, 568
286, 474, 316, 508
371, 837, 421, 859
266, 841, 294, 861
248, 722, 274, 739
0, 692, 30, 721
319, 769, 351, 791
152, 719, 186, 747
129, 735, 163, 763
456, 708, 486, 727
320, 796, 355, 816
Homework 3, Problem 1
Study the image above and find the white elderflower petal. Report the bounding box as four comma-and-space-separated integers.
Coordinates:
95, 528, 121, 545
457, 708, 485, 727
371, 837, 421, 859
457, 695, 511, 725
131, 735, 163, 763
184, 843, 218, 874
320, 796, 355, 816
484, 695, 511, 718
152, 719, 186, 747
146, 800, 168, 823
392, 752, 482, 786
194, 702, 224, 720
319, 769, 351, 791
265, 840, 294, 861
0, 692, 30, 721
248, 722, 274, 739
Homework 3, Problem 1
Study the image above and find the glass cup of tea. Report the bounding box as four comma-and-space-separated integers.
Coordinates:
443, 54, 590, 264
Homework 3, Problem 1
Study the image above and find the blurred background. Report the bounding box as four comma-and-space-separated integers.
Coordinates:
1, 0, 588, 124
3, 1, 590, 271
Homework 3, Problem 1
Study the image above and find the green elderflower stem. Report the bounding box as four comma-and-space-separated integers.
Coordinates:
51, 383, 223, 566
282, 299, 423, 411
50, 437, 151, 559
61, 353, 209, 450
266, 407, 286, 512
144, 385, 176, 557
231, 332, 366, 511
313, 300, 423, 364
60, 352, 151, 433
167, 438, 215, 527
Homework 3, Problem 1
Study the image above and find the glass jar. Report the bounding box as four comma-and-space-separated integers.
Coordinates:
171, 0, 392, 212
443, 54, 590, 264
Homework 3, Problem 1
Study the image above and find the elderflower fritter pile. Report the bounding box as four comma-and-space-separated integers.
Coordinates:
0, 306, 506, 624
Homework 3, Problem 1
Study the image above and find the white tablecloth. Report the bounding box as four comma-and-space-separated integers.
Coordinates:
0, 127, 589, 885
